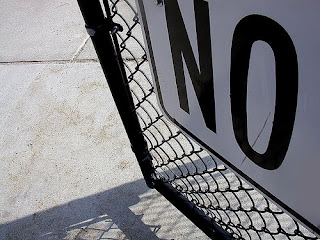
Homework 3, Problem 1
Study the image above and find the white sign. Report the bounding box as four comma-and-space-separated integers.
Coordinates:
136, 0, 320, 235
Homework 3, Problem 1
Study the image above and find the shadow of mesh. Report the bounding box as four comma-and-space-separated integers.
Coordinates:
105, 0, 318, 239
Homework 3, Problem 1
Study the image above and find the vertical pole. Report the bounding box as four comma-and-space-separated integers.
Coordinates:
77, 0, 154, 188
77, 1, 230, 239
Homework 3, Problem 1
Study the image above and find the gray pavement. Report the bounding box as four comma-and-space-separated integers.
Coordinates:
0, 0, 208, 239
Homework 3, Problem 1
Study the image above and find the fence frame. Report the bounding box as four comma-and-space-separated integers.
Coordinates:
77, 0, 231, 239
77, 0, 320, 239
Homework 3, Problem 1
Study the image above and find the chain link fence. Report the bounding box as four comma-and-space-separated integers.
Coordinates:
86, 0, 319, 239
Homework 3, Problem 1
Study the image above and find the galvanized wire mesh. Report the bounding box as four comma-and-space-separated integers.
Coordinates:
104, 0, 319, 239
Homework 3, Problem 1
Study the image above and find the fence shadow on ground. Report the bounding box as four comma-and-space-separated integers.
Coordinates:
0, 179, 165, 240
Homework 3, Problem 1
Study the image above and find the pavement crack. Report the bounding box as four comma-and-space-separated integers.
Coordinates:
72, 36, 91, 61
0, 59, 99, 65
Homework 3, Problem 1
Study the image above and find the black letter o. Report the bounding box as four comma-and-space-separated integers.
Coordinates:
230, 15, 298, 170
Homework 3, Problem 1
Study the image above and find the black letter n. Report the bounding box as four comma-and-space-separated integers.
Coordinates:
165, 0, 216, 132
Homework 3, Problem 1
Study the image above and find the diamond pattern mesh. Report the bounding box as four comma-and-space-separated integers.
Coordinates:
103, 0, 318, 239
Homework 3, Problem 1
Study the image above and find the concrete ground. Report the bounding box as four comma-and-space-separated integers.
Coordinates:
0, 0, 209, 239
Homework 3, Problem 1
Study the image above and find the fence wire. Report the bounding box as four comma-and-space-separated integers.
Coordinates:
103, 0, 318, 239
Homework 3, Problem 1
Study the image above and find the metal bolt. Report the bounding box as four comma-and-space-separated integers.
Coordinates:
153, 0, 163, 6
111, 26, 119, 35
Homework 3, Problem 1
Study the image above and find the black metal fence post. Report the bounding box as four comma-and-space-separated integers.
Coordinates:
76, 1, 232, 239
77, 0, 154, 188
76, 1, 319, 239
